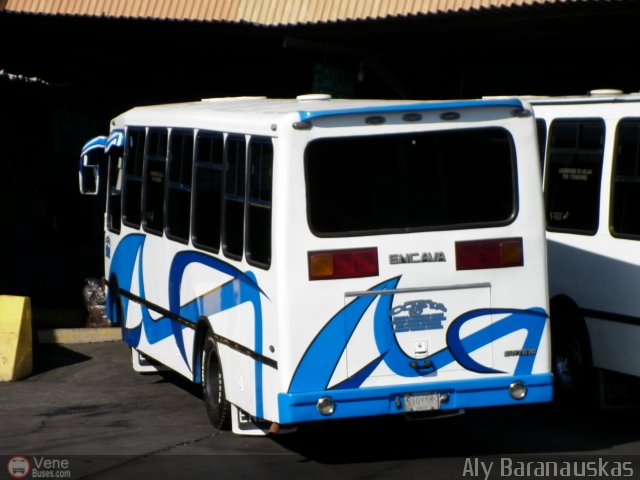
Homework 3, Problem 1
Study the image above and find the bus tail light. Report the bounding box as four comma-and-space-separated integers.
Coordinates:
455, 238, 523, 270
308, 247, 379, 280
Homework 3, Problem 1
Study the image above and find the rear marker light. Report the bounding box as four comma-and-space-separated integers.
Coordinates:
317, 396, 335, 415
455, 237, 523, 270
509, 381, 527, 400
308, 247, 379, 280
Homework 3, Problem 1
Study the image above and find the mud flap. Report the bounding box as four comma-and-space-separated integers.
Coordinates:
131, 348, 169, 373
230, 404, 297, 436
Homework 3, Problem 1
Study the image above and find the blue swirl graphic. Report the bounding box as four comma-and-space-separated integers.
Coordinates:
289, 276, 547, 393
108, 235, 265, 371
288, 277, 401, 393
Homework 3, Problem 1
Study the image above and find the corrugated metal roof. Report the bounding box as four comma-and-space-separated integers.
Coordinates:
0, 0, 584, 25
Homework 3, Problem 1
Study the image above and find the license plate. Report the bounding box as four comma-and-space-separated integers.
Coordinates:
404, 392, 440, 412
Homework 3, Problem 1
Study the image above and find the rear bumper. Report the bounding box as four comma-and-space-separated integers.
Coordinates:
278, 373, 553, 424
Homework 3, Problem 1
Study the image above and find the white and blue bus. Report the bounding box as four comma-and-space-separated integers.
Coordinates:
78, 94, 552, 435
530, 90, 640, 405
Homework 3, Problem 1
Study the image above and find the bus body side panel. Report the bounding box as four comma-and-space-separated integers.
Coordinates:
105, 224, 280, 421
586, 318, 640, 377
106, 228, 205, 379
546, 233, 640, 377
538, 100, 640, 379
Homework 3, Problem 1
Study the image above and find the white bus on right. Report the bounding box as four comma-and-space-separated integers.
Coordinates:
531, 89, 640, 406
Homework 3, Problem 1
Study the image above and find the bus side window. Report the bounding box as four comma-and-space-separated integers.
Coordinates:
192, 131, 224, 252
167, 130, 193, 243
142, 128, 168, 236
544, 119, 605, 234
106, 152, 122, 233
611, 119, 640, 238
223, 134, 246, 260
122, 127, 146, 229
247, 137, 273, 269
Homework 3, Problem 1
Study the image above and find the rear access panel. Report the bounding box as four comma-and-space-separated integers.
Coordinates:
344, 283, 492, 384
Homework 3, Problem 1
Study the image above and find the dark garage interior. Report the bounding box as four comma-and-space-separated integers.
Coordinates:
1, 0, 639, 326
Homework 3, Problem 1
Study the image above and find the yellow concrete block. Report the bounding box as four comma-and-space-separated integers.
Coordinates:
37, 327, 121, 344
0, 295, 32, 381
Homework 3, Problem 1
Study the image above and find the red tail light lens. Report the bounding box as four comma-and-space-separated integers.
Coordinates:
455, 238, 523, 270
308, 248, 379, 280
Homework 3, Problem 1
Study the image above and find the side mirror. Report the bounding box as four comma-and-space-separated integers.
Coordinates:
78, 136, 107, 195
79, 153, 101, 195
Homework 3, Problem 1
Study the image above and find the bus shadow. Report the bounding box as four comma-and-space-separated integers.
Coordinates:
271, 403, 640, 463
33, 344, 92, 375
154, 369, 204, 399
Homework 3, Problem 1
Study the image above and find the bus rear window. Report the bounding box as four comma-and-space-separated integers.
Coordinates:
305, 128, 516, 236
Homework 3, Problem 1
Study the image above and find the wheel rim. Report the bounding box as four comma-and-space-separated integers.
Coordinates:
203, 345, 223, 407
554, 330, 583, 390
201, 336, 231, 430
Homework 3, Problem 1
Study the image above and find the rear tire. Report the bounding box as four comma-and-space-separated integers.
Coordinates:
553, 325, 586, 392
202, 332, 231, 430
551, 304, 595, 405
108, 276, 123, 326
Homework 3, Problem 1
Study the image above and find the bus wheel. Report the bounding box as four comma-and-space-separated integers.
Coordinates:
553, 326, 585, 392
108, 276, 123, 326
551, 310, 593, 404
202, 332, 231, 430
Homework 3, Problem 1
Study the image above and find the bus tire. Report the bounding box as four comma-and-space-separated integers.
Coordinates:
202, 332, 231, 430
551, 303, 594, 405
108, 276, 123, 326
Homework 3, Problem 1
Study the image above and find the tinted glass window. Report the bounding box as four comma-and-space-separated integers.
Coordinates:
106, 151, 122, 233
143, 129, 168, 235
192, 132, 224, 252
612, 119, 640, 237
166, 130, 193, 243
223, 135, 246, 259
122, 128, 145, 228
545, 119, 605, 234
305, 128, 515, 235
247, 137, 273, 268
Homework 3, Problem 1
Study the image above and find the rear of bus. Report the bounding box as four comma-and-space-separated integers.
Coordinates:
276, 99, 552, 424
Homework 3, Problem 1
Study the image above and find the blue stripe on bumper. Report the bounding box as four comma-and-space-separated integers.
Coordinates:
278, 373, 553, 424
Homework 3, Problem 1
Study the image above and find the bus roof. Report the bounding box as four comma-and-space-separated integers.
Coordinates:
515, 90, 640, 106
117, 95, 525, 129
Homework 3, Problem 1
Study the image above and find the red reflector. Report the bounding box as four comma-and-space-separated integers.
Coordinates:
455, 238, 523, 270
308, 248, 379, 280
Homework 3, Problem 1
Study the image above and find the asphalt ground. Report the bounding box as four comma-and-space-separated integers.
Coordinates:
1, 340, 640, 479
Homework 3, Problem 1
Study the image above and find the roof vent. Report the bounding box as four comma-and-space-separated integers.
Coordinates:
589, 89, 623, 96
297, 93, 332, 102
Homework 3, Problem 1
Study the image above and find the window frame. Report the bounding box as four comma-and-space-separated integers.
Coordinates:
141, 127, 169, 237
246, 136, 273, 269
191, 130, 225, 254
165, 128, 194, 244
221, 133, 247, 261
106, 148, 123, 234
122, 127, 146, 229
610, 117, 640, 240
304, 127, 519, 238
543, 118, 606, 236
